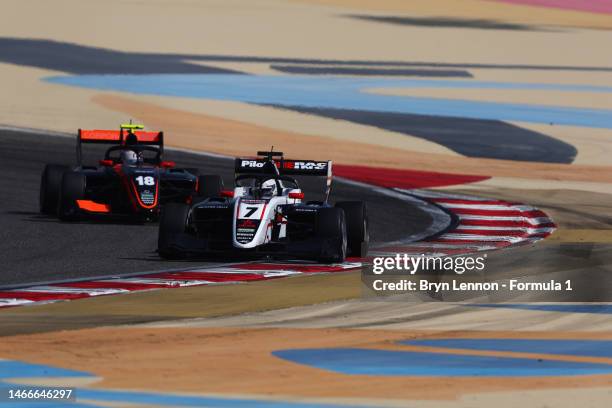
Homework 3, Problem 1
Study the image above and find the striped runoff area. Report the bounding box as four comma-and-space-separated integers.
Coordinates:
376, 189, 556, 257
0, 262, 362, 309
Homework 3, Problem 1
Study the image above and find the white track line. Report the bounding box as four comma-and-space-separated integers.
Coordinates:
18, 286, 128, 295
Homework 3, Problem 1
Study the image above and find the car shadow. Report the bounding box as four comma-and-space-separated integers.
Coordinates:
6, 210, 158, 226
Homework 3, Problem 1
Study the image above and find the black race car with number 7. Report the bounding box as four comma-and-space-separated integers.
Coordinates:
158, 150, 369, 263
39, 123, 223, 222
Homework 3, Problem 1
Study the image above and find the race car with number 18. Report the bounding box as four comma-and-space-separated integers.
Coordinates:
40, 123, 223, 222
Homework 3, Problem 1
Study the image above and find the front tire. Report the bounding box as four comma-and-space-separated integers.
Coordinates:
40, 164, 69, 215
335, 201, 368, 257
158, 203, 190, 259
316, 207, 347, 263
57, 172, 85, 222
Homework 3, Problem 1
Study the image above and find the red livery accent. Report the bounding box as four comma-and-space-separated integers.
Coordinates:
76, 200, 111, 213
79, 129, 162, 144
288, 192, 305, 199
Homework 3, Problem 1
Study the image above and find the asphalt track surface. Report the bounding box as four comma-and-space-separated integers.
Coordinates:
0, 129, 433, 286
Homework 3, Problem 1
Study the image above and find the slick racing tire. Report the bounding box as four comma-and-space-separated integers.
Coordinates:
40, 164, 69, 215
57, 172, 85, 222
195, 175, 224, 201
335, 201, 369, 257
316, 207, 347, 263
158, 203, 190, 259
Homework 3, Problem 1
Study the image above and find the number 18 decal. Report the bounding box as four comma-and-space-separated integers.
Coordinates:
135, 176, 155, 186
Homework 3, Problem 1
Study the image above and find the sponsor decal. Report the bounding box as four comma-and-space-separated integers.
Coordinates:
284, 161, 327, 170
240, 160, 267, 168
200, 203, 230, 209
239, 159, 328, 172
238, 219, 257, 228
236, 218, 260, 243
293, 207, 317, 212
241, 199, 267, 204
140, 189, 155, 205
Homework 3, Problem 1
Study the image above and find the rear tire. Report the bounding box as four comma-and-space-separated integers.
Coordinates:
335, 201, 368, 257
195, 175, 223, 201
158, 203, 190, 259
316, 207, 347, 263
57, 172, 85, 222
40, 164, 69, 215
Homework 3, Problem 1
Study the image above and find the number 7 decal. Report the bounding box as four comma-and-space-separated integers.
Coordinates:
244, 206, 258, 218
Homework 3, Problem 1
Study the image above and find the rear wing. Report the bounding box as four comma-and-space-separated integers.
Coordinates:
235, 155, 334, 202
234, 158, 331, 177
76, 128, 164, 165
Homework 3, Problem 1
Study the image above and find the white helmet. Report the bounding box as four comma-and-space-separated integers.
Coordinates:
121, 150, 139, 165
261, 179, 277, 196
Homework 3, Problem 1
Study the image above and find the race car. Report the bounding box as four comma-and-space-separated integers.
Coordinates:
39, 123, 223, 222
157, 150, 368, 263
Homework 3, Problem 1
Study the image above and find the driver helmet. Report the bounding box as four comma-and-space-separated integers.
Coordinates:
121, 149, 139, 166
125, 132, 138, 146
261, 179, 278, 197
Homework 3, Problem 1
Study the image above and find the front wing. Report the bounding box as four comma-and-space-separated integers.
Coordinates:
160, 231, 341, 261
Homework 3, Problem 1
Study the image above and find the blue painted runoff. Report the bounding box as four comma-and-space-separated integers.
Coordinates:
272, 348, 612, 377
45, 74, 612, 129
0, 360, 90, 380
401, 339, 612, 358
0, 359, 368, 408
74, 388, 375, 408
